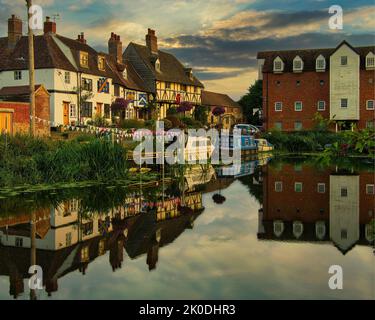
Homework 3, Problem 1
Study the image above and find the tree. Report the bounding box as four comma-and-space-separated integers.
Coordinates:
238, 80, 262, 125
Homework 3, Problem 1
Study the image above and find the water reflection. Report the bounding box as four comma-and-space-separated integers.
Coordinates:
0, 156, 373, 299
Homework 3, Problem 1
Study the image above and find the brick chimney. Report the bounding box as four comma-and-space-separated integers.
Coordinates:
8, 15, 22, 49
44, 16, 56, 34
76, 32, 87, 44
108, 32, 123, 64
146, 28, 158, 54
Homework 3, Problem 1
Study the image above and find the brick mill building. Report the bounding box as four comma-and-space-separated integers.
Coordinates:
257, 41, 375, 131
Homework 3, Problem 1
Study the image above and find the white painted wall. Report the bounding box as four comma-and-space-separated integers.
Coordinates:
330, 44, 360, 120
330, 175, 360, 253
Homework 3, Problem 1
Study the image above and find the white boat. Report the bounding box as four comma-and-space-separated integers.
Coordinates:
185, 136, 214, 163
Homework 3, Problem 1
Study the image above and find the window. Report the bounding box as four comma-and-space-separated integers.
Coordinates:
97, 78, 109, 93
366, 184, 374, 195
295, 101, 303, 111
123, 68, 127, 79
273, 57, 284, 72
81, 78, 92, 91
341, 56, 347, 66
293, 56, 303, 72
366, 100, 374, 110
320, 80, 325, 86
316, 221, 326, 240
65, 71, 70, 84
273, 221, 284, 237
275, 102, 282, 112
294, 121, 302, 131
341, 187, 348, 197
316, 56, 326, 70
341, 99, 348, 108
104, 104, 111, 119
98, 56, 105, 71
318, 100, 326, 111
366, 121, 374, 129
295, 182, 303, 193
155, 59, 160, 72
14, 71, 22, 80
81, 102, 93, 118
82, 221, 93, 236
181, 84, 187, 92
317, 183, 326, 193
366, 53, 375, 69
275, 182, 283, 192
66, 232, 72, 247
165, 82, 171, 89
80, 51, 89, 68
275, 122, 282, 130
70, 104, 77, 118
341, 229, 348, 240
15, 237, 23, 247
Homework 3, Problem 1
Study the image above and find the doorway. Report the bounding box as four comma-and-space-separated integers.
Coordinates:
0, 112, 13, 135
63, 102, 70, 125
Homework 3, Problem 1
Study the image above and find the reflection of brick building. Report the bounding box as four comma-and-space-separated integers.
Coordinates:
257, 41, 375, 131
258, 163, 374, 254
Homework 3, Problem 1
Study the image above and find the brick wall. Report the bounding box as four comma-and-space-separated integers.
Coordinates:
263, 70, 374, 131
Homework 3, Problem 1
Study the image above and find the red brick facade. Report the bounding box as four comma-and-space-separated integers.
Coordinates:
258, 43, 375, 131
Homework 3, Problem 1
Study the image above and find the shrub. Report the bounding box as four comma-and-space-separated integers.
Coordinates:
165, 116, 185, 129
120, 119, 145, 129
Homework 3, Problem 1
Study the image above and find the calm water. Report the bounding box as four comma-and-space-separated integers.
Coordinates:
0, 156, 374, 300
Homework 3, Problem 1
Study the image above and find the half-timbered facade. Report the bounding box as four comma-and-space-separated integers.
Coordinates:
124, 29, 204, 119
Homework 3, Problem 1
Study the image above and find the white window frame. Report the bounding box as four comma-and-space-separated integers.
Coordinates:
275, 102, 283, 112
295, 182, 303, 193
275, 181, 283, 192
64, 71, 70, 84
80, 51, 89, 68
295, 101, 303, 112
316, 55, 326, 71
317, 183, 326, 193
70, 104, 77, 118
366, 184, 374, 195
366, 100, 374, 110
293, 56, 303, 72
294, 121, 302, 131
273, 56, 284, 73
366, 52, 375, 69
14, 70, 22, 80
318, 100, 326, 111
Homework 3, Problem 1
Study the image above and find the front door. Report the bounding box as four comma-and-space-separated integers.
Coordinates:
63, 102, 70, 125
96, 103, 103, 117
0, 112, 13, 135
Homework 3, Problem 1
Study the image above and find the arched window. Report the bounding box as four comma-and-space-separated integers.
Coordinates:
316, 54, 326, 71
293, 221, 304, 239
293, 56, 303, 72
155, 58, 161, 72
315, 221, 326, 240
273, 56, 284, 73
366, 52, 375, 70
123, 68, 127, 80
273, 220, 284, 237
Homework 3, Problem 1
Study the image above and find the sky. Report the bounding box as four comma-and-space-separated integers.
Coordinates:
0, 0, 374, 100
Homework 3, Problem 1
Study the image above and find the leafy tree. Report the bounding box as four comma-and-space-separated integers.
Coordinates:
238, 80, 262, 125
193, 105, 208, 125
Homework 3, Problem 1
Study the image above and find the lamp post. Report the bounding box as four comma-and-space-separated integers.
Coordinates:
26, 0, 36, 136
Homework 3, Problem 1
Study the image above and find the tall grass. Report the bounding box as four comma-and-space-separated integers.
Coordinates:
0, 134, 128, 187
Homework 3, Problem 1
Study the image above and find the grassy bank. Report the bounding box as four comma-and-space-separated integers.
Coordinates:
0, 134, 129, 187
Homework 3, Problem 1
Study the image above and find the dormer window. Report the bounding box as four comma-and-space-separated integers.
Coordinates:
98, 56, 105, 71
316, 55, 326, 71
80, 51, 89, 68
293, 56, 303, 72
273, 56, 284, 73
155, 58, 160, 72
366, 52, 375, 70
123, 68, 127, 80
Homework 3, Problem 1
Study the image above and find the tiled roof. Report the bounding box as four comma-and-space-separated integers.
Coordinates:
127, 42, 204, 87
0, 84, 46, 96
257, 41, 375, 73
202, 90, 240, 108
0, 34, 76, 72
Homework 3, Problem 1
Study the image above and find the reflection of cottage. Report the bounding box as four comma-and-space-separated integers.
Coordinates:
202, 90, 243, 129
258, 162, 374, 254
124, 29, 204, 119
0, 85, 50, 136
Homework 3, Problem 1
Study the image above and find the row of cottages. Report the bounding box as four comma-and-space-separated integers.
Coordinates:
201, 90, 243, 129
257, 41, 375, 132
0, 15, 150, 128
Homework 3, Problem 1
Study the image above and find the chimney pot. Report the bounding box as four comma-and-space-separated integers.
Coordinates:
44, 16, 56, 34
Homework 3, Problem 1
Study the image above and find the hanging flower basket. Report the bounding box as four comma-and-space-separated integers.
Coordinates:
111, 98, 131, 111
212, 106, 225, 116
177, 101, 193, 113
